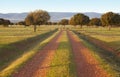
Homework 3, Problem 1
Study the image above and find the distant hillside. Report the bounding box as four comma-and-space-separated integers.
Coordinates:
0, 12, 102, 23
0, 13, 27, 23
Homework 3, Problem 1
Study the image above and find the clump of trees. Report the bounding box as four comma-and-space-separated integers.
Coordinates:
101, 12, 120, 30
1, 10, 119, 31
45, 22, 58, 25
69, 13, 89, 28
0, 18, 11, 27
17, 21, 26, 25
59, 19, 69, 29
25, 10, 50, 32
59, 19, 69, 26
45, 22, 52, 25
69, 12, 120, 30
89, 18, 102, 27
69, 17, 76, 26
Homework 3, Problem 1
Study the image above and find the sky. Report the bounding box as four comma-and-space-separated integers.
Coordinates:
0, 0, 120, 13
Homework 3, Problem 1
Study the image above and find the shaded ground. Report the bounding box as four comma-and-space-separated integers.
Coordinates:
67, 31, 110, 77
90, 38, 120, 56
12, 31, 63, 77
0, 29, 57, 71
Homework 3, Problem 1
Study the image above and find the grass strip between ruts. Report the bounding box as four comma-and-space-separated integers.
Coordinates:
47, 31, 77, 77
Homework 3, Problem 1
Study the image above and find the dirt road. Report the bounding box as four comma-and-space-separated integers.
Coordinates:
67, 31, 110, 77
12, 30, 110, 77
12, 31, 63, 77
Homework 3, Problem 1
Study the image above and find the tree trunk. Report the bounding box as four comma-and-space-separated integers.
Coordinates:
64, 25, 65, 30
34, 25, 37, 32
80, 25, 82, 28
108, 25, 111, 31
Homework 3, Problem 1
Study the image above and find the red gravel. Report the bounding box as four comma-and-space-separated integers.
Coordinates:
67, 31, 110, 77
12, 31, 63, 77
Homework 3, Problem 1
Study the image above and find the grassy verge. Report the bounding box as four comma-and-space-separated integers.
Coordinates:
72, 27, 120, 53
47, 31, 77, 77
0, 26, 51, 44
0, 29, 59, 77
73, 31, 120, 77
0, 29, 58, 71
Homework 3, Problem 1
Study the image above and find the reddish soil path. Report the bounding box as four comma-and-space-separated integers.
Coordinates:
12, 31, 63, 77
67, 31, 110, 77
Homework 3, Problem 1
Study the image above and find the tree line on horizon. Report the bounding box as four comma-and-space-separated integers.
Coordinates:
0, 9, 120, 31
0, 18, 12, 27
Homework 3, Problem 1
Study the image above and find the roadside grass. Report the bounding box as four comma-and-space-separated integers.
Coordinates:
0, 29, 58, 71
78, 27, 120, 47
73, 31, 120, 77
0, 25, 57, 44
0, 29, 59, 77
0, 26, 58, 70
47, 31, 77, 77
71, 26, 120, 53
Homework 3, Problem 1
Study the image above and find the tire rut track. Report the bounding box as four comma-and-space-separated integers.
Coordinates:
12, 30, 63, 77
67, 31, 110, 77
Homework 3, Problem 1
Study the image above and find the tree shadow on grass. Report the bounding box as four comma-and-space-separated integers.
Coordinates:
73, 31, 120, 74
0, 29, 57, 71
108, 40, 120, 52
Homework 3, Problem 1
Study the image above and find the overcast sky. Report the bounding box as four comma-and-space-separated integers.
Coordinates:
0, 0, 119, 13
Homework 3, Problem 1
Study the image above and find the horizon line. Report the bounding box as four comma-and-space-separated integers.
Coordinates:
0, 11, 110, 14
0, 11, 119, 14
